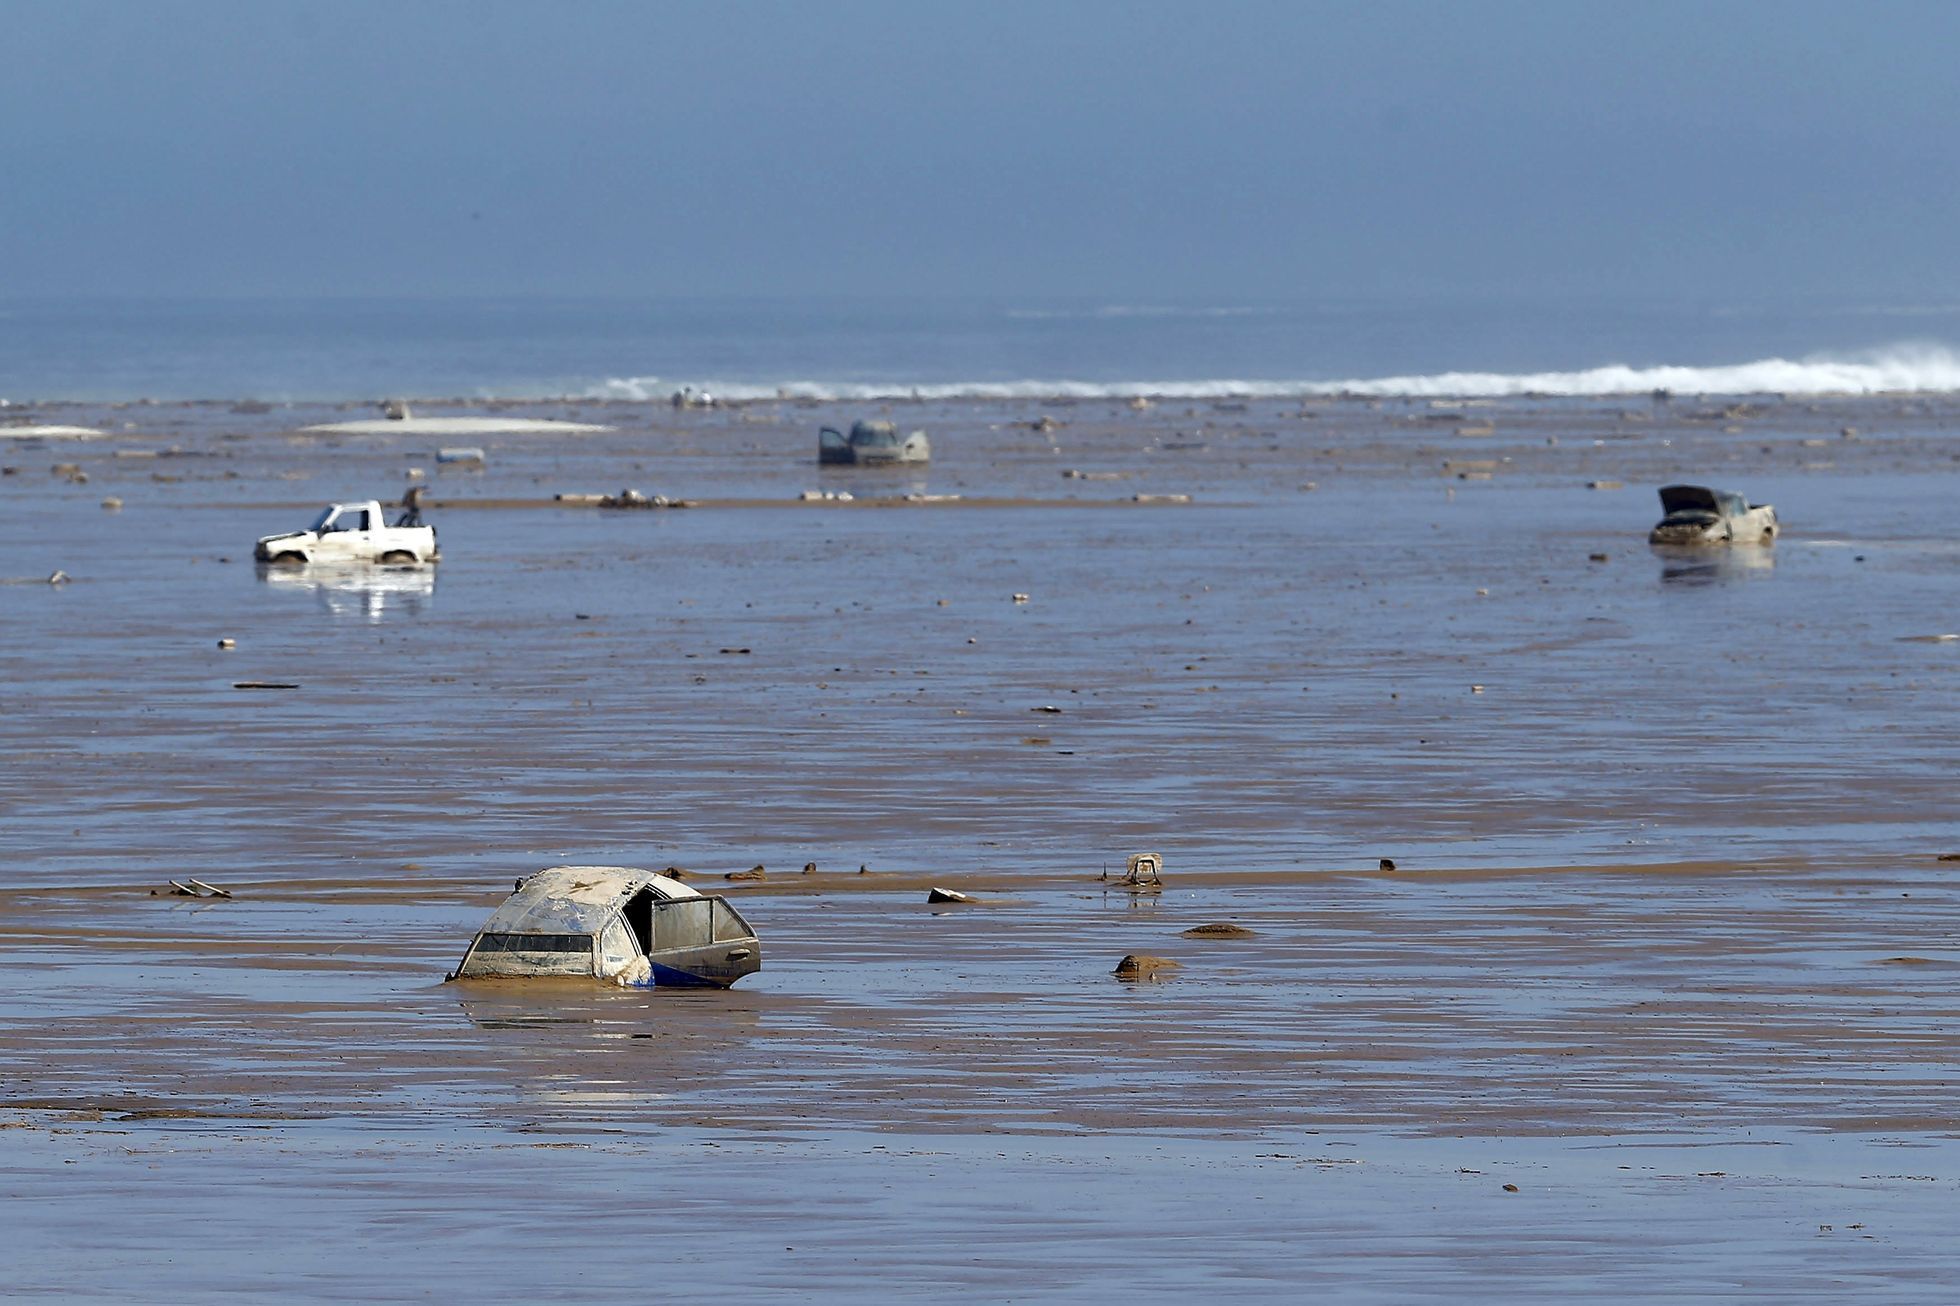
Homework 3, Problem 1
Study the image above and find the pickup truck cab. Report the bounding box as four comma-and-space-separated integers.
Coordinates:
255, 501, 440, 565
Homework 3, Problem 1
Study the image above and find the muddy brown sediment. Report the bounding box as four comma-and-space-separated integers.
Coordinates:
3, 393, 1960, 1295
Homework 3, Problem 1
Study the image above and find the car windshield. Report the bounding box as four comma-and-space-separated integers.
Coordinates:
309, 506, 337, 531
851, 423, 901, 447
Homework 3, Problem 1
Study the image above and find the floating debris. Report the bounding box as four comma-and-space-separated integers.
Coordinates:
1181, 922, 1255, 938
1113, 954, 1180, 980
161, 878, 232, 899
926, 887, 975, 904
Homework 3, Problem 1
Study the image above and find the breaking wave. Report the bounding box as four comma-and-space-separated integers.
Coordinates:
593, 343, 1960, 402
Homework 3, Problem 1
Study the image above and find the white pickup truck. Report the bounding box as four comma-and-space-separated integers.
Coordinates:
254, 501, 440, 565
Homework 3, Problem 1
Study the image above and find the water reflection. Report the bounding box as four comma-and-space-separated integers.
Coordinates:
1653, 545, 1776, 586
256, 561, 435, 620
817, 465, 933, 499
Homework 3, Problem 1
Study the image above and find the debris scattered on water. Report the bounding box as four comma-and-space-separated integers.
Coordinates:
233, 681, 300, 690
1031, 704, 1063, 714
725, 865, 767, 881
1012, 593, 1030, 603
926, 887, 975, 904
216, 638, 236, 650
159, 878, 232, 899
599, 488, 690, 509
1379, 858, 1397, 871
100, 496, 122, 510
1113, 954, 1180, 980
1182, 922, 1256, 938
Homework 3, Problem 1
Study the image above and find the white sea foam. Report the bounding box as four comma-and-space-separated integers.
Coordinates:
595, 342, 1960, 403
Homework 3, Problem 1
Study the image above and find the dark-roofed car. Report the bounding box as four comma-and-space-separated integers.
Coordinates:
450, 866, 761, 988
819, 420, 931, 465
1649, 484, 1778, 546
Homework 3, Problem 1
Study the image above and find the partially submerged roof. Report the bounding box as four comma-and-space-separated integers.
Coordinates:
477, 865, 699, 936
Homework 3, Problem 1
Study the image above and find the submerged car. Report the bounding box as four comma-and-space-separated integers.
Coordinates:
255, 501, 440, 565
819, 420, 931, 465
1648, 485, 1778, 546
450, 866, 761, 988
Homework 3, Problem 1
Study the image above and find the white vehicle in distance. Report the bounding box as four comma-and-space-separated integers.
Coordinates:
254, 501, 440, 566
1647, 485, 1778, 547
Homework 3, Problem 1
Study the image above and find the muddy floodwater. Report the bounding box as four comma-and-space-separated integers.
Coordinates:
4, 394, 1959, 1300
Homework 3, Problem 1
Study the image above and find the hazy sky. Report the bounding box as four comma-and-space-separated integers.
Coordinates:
5, 0, 1956, 302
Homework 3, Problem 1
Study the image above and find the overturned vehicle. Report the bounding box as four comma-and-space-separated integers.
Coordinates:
819, 420, 931, 466
1648, 485, 1778, 546
450, 866, 761, 988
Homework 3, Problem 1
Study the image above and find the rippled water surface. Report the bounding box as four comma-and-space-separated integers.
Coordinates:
3, 393, 1958, 1300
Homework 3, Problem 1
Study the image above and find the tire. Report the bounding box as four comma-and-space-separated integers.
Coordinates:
380, 551, 415, 564
270, 552, 306, 567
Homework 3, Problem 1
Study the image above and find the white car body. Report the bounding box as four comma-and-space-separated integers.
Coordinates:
1648, 485, 1777, 547
254, 501, 440, 565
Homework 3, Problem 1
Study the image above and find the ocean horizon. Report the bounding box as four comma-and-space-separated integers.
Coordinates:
6, 292, 1960, 405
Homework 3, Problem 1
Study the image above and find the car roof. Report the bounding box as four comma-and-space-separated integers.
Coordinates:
476, 865, 701, 935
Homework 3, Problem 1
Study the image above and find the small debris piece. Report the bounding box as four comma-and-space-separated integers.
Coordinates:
1502, 1184, 1519, 1193
599, 488, 672, 509
1113, 954, 1181, 980
100, 496, 122, 510
661, 865, 690, 879
926, 887, 974, 904
1587, 480, 1624, 491
1133, 493, 1192, 503
1470, 684, 1485, 693
1379, 858, 1397, 872
216, 638, 236, 650
1031, 704, 1063, 714
725, 865, 767, 881
718, 647, 752, 655
802, 862, 817, 875
1588, 552, 1609, 563
1012, 592, 1031, 603
166, 879, 232, 899
1182, 922, 1256, 938
436, 446, 486, 466
48, 570, 69, 585
554, 492, 607, 504
233, 681, 300, 690
1938, 854, 1960, 863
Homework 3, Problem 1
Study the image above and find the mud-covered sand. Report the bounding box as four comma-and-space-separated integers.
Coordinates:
3, 393, 1959, 1299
